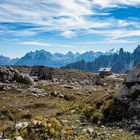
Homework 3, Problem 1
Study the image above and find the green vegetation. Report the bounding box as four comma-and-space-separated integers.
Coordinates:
8, 117, 75, 140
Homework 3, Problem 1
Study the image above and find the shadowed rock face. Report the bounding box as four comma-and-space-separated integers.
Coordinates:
103, 64, 140, 130
116, 64, 140, 102
30, 66, 53, 80
125, 64, 140, 86
115, 64, 140, 129
0, 66, 34, 85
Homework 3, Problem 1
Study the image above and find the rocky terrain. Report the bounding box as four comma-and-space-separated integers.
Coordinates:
0, 66, 140, 140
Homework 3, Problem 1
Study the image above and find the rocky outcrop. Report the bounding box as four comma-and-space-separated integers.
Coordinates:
116, 63, 140, 105
30, 66, 53, 80
104, 64, 140, 130
0, 66, 34, 85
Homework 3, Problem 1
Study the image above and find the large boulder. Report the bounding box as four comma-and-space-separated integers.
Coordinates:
30, 66, 53, 80
0, 66, 34, 85
125, 64, 140, 84
103, 64, 140, 130
14, 73, 34, 85
116, 64, 140, 104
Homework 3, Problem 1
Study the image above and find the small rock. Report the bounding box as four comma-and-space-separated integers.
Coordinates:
15, 136, 24, 140
15, 122, 28, 130
70, 110, 75, 113
50, 91, 59, 97
101, 125, 106, 129
82, 127, 94, 134
64, 94, 76, 101
58, 94, 64, 98
0, 132, 3, 138
61, 120, 68, 123
28, 87, 47, 97
103, 83, 107, 86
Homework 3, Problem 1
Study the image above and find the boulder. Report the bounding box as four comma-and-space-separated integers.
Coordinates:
0, 66, 34, 85
30, 66, 53, 80
106, 64, 140, 129
15, 74, 34, 85
28, 87, 48, 97
125, 64, 140, 84
0, 83, 18, 91
116, 64, 140, 106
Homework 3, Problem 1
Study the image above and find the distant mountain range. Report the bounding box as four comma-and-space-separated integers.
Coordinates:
1, 46, 140, 73
63, 45, 140, 73
0, 49, 116, 67
0, 55, 19, 66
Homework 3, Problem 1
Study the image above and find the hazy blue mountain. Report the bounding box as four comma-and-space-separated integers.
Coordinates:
0, 48, 116, 67
10, 58, 19, 65
15, 49, 114, 67
15, 50, 58, 67
0, 55, 19, 66
63, 45, 140, 73
53, 53, 64, 58
76, 51, 103, 62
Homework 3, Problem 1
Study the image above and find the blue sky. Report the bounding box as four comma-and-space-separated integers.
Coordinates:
0, 0, 140, 58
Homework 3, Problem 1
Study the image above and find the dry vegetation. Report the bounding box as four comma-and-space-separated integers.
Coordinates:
0, 68, 140, 139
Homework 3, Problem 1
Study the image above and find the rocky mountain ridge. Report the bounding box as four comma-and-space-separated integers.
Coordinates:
63, 45, 140, 73
0, 49, 115, 67
0, 55, 19, 66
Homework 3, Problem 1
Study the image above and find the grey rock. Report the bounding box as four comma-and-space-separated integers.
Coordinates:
0, 83, 18, 91
0, 132, 3, 138
125, 64, 140, 84
14, 136, 24, 140
82, 126, 94, 134
59, 93, 64, 98
0, 66, 34, 85
114, 63, 140, 129
50, 91, 59, 97
28, 87, 48, 97
64, 94, 76, 101
15, 74, 34, 85
15, 122, 28, 130
30, 66, 53, 80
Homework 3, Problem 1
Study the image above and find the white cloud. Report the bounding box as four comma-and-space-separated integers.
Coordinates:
91, 0, 140, 8
82, 39, 137, 45
0, 0, 139, 40
20, 41, 80, 48
108, 29, 140, 39
83, 26, 140, 40
21, 41, 52, 46
61, 30, 76, 38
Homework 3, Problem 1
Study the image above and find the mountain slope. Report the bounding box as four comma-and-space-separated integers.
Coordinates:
0, 55, 19, 66
63, 45, 140, 73
15, 50, 111, 67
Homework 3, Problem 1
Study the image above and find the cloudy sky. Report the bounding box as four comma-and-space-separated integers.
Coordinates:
0, 0, 140, 58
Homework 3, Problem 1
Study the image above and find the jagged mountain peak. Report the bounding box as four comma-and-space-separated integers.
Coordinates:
63, 45, 140, 73
0, 48, 123, 67
65, 51, 74, 56
134, 45, 140, 52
